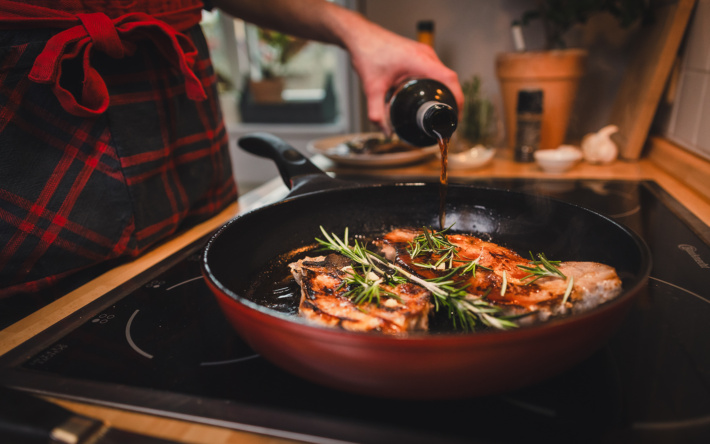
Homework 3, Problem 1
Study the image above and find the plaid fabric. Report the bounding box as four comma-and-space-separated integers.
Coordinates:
0, 17, 236, 296
0, 1, 204, 20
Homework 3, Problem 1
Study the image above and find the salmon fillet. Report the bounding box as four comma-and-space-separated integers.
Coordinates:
378, 228, 623, 324
289, 253, 432, 334
289, 228, 622, 333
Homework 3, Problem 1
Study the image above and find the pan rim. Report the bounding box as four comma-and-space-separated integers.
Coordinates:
202, 182, 652, 345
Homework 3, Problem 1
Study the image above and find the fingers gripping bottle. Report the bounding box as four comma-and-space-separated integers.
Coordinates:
386, 78, 458, 147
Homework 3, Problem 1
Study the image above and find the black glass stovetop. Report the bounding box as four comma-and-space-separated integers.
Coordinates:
1, 178, 709, 444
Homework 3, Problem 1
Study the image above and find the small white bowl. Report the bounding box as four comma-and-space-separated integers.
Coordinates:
445, 145, 496, 170
534, 146, 583, 174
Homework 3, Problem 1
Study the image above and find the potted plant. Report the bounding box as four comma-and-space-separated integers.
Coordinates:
496, 0, 653, 151
248, 28, 308, 103
445, 75, 501, 169
455, 75, 498, 149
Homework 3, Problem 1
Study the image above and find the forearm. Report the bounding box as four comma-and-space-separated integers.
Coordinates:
210, 0, 463, 128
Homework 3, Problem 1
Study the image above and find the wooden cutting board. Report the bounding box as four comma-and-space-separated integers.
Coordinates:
609, 0, 696, 160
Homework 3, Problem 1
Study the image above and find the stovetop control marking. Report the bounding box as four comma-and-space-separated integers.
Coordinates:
125, 310, 153, 359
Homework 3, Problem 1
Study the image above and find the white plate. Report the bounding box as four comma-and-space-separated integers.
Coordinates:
442, 145, 496, 170
534, 145, 583, 173
307, 132, 438, 167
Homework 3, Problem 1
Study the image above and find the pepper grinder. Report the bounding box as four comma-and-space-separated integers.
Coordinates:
514, 89, 543, 162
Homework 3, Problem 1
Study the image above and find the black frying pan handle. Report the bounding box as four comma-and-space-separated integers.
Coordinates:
238, 132, 325, 190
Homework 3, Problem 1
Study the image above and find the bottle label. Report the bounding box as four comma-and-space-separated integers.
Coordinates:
515, 118, 540, 162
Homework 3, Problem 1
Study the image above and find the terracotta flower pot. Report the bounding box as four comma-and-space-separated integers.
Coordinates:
495, 49, 587, 151
249, 77, 285, 103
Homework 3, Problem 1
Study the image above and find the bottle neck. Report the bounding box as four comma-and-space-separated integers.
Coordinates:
416, 101, 458, 140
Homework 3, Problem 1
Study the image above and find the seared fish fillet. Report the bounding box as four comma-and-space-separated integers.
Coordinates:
289, 253, 432, 334
379, 228, 623, 323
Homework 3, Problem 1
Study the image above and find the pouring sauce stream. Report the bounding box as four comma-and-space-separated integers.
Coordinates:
434, 131, 449, 230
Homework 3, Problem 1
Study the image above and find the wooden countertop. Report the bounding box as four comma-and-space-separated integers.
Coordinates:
1, 138, 709, 444
328, 140, 710, 226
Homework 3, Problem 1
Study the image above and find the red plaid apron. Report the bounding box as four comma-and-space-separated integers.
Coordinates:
0, 0, 237, 297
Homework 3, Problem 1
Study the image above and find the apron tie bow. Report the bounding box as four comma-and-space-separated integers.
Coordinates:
28, 12, 207, 117
78, 12, 125, 59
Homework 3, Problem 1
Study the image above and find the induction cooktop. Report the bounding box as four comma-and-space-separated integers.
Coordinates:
1, 178, 709, 444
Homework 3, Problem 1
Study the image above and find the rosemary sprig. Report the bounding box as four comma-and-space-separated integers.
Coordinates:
408, 226, 459, 269
517, 252, 575, 308
317, 228, 404, 305
410, 227, 494, 275
454, 294, 518, 330
457, 254, 493, 276
561, 276, 575, 307
517, 252, 566, 284
317, 226, 516, 331
339, 265, 400, 306
425, 270, 517, 330
317, 227, 372, 269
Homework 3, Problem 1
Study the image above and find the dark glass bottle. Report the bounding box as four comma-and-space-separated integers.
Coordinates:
514, 89, 543, 162
387, 78, 458, 147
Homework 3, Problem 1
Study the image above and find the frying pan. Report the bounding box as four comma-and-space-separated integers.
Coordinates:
202, 133, 651, 399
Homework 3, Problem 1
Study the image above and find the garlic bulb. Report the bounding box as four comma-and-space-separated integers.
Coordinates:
581, 125, 619, 164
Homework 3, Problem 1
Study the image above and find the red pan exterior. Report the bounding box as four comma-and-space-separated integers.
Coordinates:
208, 278, 638, 399
202, 183, 651, 399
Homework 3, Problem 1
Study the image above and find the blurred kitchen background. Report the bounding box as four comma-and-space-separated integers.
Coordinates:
200, 0, 709, 194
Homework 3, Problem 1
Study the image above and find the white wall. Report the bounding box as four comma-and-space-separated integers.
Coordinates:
222, 0, 668, 192
659, 0, 710, 161
361, 0, 647, 143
